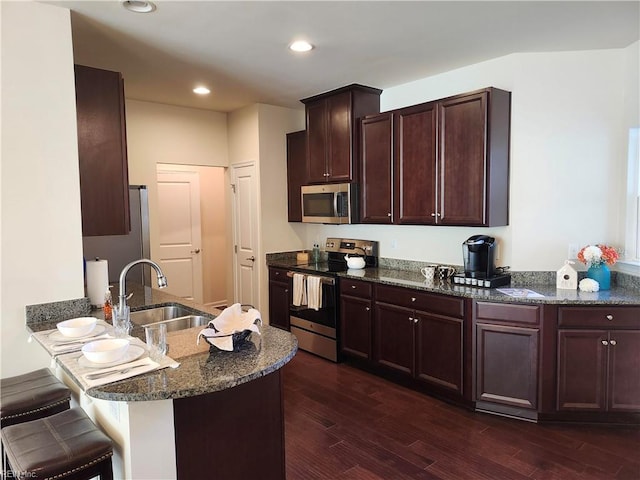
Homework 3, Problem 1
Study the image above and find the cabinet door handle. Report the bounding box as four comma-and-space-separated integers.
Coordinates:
606, 314, 614, 321
610, 339, 617, 346
411, 297, 416, 302
387, 213, 392, 217
285, 289, 289, 293
601, 340, 609, 346
408, 317, 413, 322
351, 285, 357, 289
431, 213, 437, 217
365, 307, 370, 311
413, 318, 419, 324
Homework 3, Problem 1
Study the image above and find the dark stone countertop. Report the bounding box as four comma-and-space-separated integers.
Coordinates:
267, 258, 640, 306
26, 284, 298, 402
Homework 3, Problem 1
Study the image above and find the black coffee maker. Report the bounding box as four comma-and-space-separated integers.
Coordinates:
463, 235, 496, 279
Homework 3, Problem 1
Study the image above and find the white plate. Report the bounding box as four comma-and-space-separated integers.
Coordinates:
78, 344, 146, 369
48, 324, 106, 342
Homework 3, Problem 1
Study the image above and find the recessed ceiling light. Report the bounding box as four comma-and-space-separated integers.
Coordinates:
121, 0, 156, 13
193, 86, 211, 95
289, 40, 314, 53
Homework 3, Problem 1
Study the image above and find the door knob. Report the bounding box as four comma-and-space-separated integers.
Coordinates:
191, 249, 201, 254
248, 256, 255, 262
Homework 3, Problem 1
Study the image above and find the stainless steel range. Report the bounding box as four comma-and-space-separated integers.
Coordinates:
288, 238, 378, 362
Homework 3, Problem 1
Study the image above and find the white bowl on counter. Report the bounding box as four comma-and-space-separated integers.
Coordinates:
82, 339, 130, 364
56, 317, 97, 338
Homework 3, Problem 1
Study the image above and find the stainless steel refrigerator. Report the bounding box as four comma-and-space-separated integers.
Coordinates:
82, 185, 151, 287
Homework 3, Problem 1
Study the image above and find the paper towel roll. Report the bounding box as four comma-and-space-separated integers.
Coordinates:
86, 259, 109, 307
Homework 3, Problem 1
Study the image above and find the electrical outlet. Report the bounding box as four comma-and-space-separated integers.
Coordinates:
391, 239, 398, 249
568, 243, 579, 259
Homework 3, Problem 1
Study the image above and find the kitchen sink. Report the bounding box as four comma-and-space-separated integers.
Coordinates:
144, 315, 210, 333
129, 304, 211, 331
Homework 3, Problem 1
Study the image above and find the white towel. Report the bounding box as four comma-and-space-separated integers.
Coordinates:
292, 273, 307, 307
307, 275, 322, 311
196, 303, 262, 351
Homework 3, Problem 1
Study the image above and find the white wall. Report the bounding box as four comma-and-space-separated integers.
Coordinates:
1, 2, 84, 377
258, 104, 306, 256
125, 100, 230, 301
227, 104, 305, 315
257, 104, 305, 315
303, 46, 638, 272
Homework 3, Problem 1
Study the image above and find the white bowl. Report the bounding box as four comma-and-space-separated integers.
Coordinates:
56, 317, 97, 338
82, 339, 130, 364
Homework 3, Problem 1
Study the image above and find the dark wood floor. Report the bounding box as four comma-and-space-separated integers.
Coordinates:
283, 351, 640, 480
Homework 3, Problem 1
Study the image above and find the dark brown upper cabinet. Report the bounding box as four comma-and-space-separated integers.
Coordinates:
301, 84, 381, 184
360, 87, 511, 227
286, 130, 306, 222
74, 64, 130, 236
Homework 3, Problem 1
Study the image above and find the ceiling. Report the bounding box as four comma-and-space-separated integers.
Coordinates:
48, 1, 639, 113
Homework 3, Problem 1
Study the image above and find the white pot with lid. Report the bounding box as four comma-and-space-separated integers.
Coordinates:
344, 254, 366, 269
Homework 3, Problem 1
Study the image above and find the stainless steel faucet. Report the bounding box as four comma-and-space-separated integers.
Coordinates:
117, 259, 168, 316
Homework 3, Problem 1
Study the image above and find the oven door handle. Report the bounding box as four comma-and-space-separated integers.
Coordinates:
286, 271, 335, 285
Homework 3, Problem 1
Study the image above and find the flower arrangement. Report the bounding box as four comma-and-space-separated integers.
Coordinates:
577, 244, 619, 267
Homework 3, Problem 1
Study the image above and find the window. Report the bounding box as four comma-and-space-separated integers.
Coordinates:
623, 127, 640, 269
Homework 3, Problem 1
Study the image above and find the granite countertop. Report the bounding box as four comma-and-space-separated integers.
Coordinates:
26, 284, 298, 402
267, 257, 640, 305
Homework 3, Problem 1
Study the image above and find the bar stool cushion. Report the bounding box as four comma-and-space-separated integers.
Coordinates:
1, 368, 71, 427
1, 408, 113, 480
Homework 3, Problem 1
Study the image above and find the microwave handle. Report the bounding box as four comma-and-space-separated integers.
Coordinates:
333, 192, 339, 217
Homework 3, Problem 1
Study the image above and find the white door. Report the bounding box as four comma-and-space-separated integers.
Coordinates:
156, 171, 204, 303
231, 163, 259, 308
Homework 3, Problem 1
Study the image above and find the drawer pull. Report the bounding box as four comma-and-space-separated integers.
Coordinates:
352, 285, 357, 289
365, 307, 370, 311
606, 314, 613, 321
411, 297, 416, 302
601, 340, 609, 346
610, 339, 617, 346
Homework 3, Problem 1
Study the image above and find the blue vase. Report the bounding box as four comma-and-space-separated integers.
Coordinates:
586, 263, 611, 290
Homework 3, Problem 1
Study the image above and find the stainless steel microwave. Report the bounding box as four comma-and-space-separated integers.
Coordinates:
301, 183, 357, 224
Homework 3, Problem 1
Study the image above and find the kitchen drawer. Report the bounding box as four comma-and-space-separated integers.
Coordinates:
376, 285, 464, 318
340, 279, 372, 299
269, 267, 289, 283
475, 302, 540, 326
558, 306, 640, 329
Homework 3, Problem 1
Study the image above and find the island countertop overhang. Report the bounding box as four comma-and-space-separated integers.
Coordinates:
27, 284, 298, 402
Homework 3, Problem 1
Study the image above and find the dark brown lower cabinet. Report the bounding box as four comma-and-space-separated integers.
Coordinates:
374, 303, 414, 375
476, 323, 539, 409
340, 294, 373, 360
415, 312, 463, 394
268, 268, 290, 331
373, 302, 464, 396
558, 329, 640, 412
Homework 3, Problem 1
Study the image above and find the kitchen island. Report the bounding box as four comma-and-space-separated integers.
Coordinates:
27, 285, 298, 480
